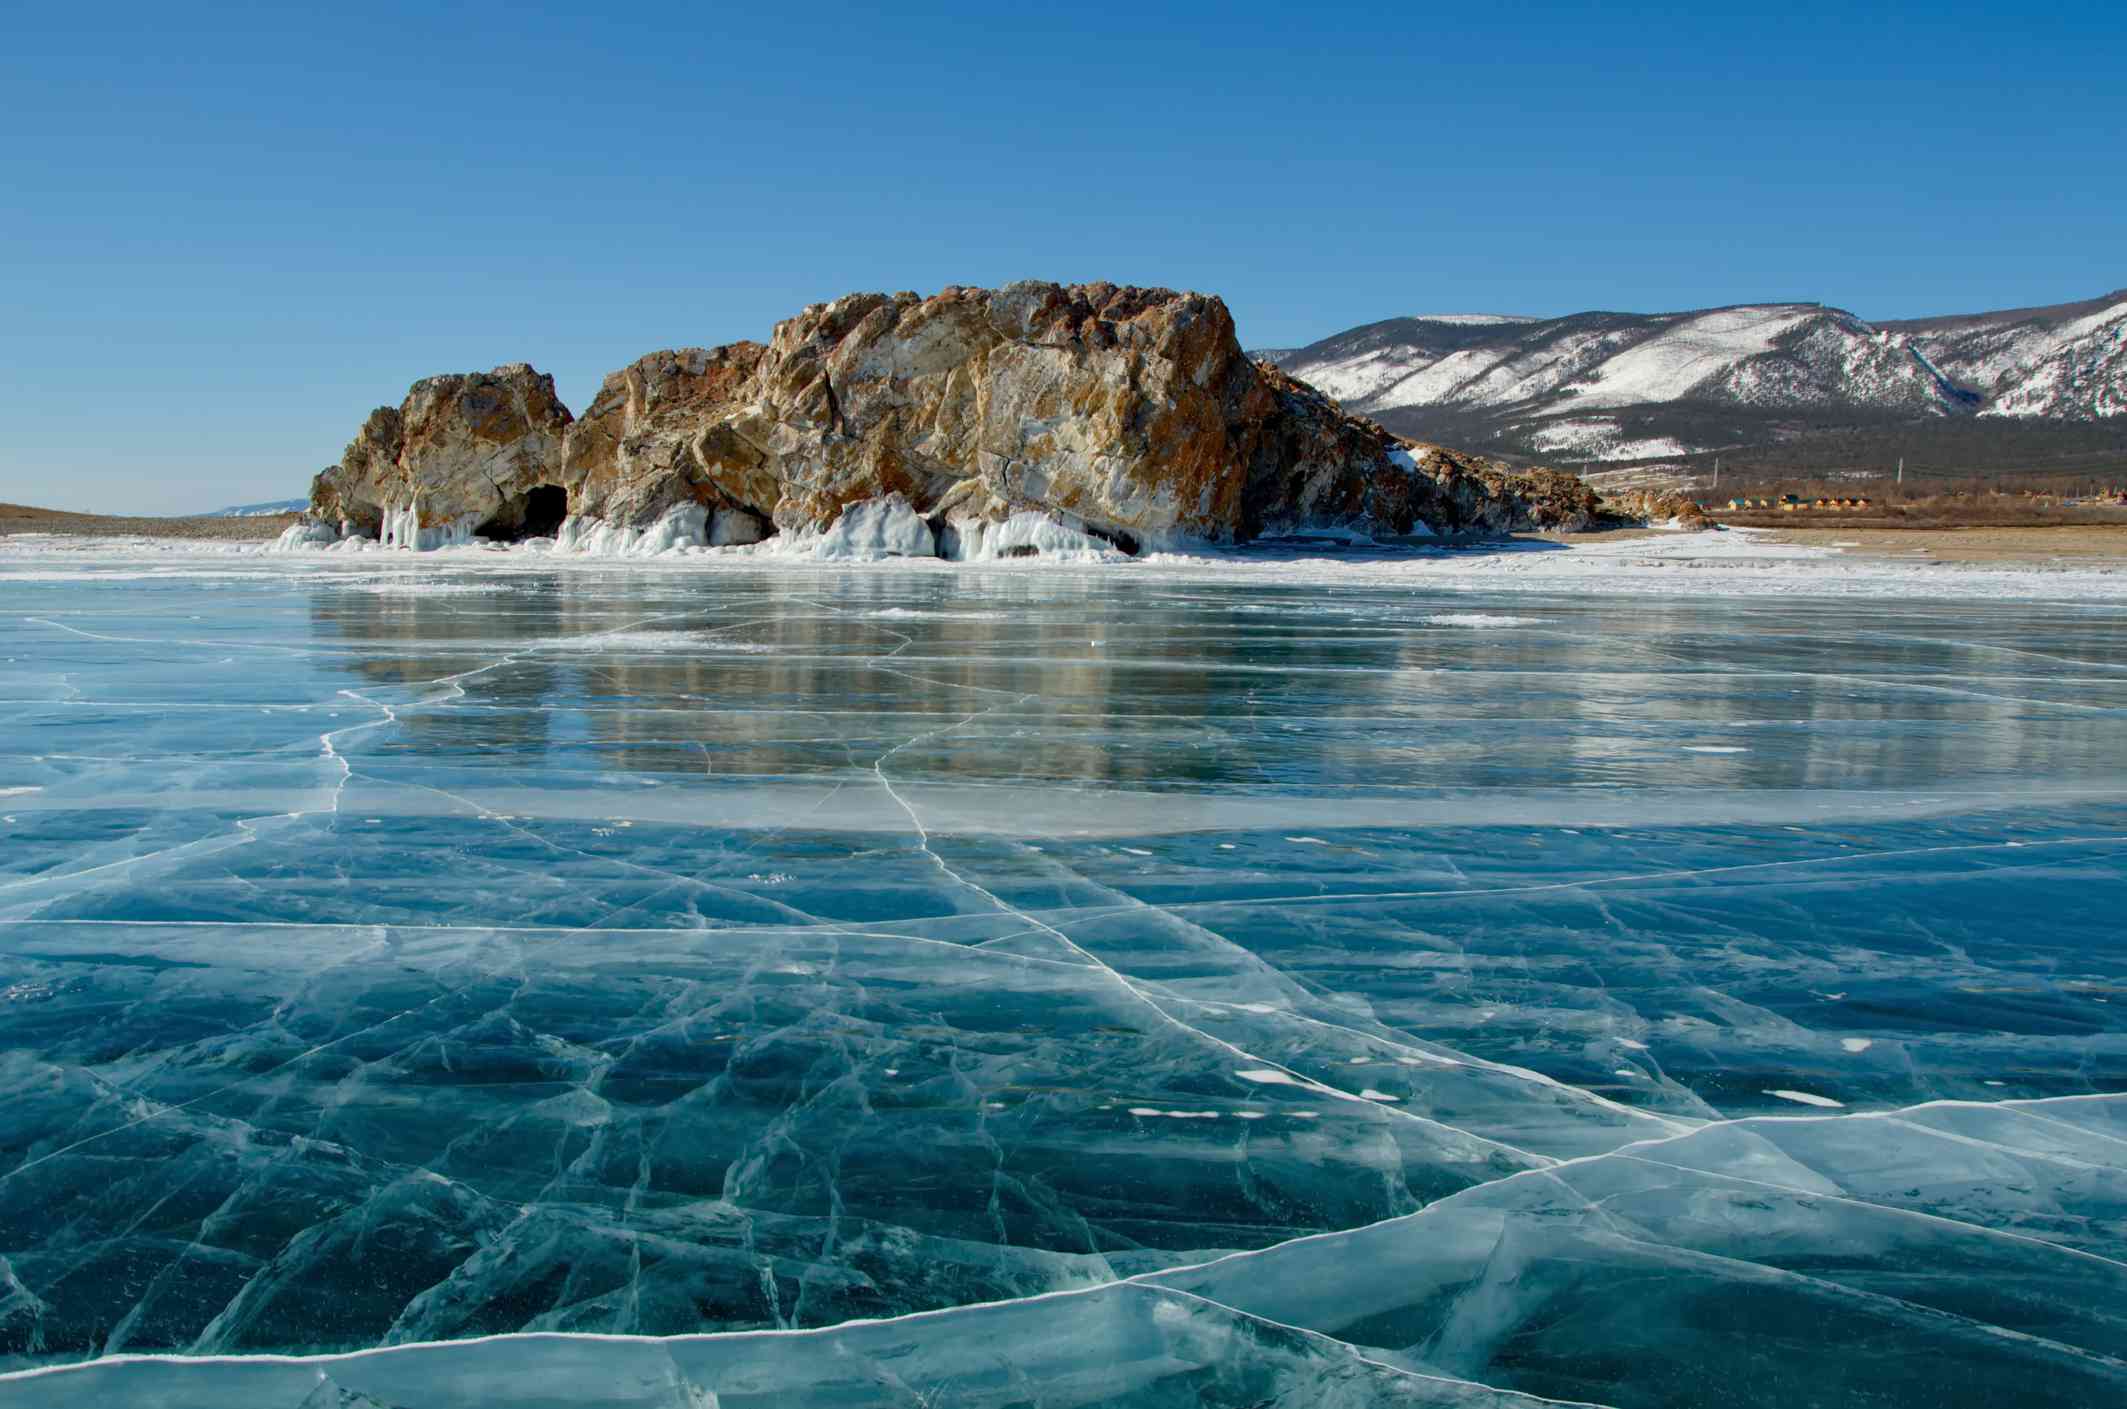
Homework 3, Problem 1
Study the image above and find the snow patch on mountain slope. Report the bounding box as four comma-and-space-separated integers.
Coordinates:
1373, 329, 1635, 411
1525, 418, 1691, 461
1295, 348, 1438, 406
1970, 300, 2127, 420
1289, 305, 1968, 426
1920, 297, 2127, 395
1711, 313, 1969, 414
1560, 306, 1821, 407
1273, 291, 2124, 466
1983, 337, 2127, 418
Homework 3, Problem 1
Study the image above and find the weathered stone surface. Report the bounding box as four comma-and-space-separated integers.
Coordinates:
561, 344, 772, 535
310, 365, 572, 539
1240, 362, 1599, 538
690, 281, 1273, 544
303, 282, 1607, 551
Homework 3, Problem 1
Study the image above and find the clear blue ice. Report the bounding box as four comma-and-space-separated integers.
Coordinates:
1, 560, 2124, 1406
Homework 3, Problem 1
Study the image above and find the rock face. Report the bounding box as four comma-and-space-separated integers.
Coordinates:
301, 282, 1604, 555
310, 365, 573, 543
1591, 487, 1713, 529
561, 344, 773, 544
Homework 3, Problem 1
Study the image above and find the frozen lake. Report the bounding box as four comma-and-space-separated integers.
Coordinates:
3, 555, 2126, 1406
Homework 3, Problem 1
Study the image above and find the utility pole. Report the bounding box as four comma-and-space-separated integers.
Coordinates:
1897, 457, 1903, 486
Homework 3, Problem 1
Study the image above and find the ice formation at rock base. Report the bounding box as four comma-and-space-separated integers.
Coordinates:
278, 496, 1136, 564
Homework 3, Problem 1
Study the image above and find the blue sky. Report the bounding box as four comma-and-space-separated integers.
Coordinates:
3, 2, 2122, 513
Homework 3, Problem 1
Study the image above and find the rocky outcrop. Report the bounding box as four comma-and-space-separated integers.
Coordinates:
309, 365, 573, 545
1594, 488, 1713, 529
298, 282, 1608, 556
1241, 361, 1600, 536
561, 344, 774, 545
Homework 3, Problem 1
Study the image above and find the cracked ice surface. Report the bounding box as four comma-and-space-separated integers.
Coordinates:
1, 555, 2126, 1406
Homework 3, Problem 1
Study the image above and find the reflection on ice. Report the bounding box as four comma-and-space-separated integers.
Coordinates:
0, 559, 2124, 1404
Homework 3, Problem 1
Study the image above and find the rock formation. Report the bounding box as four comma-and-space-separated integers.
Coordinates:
307, 365, 574, 548
295, 281, 1610, 557
1591, 486, 1714, 529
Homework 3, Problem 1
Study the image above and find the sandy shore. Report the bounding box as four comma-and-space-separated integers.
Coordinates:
0, 504, 299, 542
1519, 522, 2127, 569
1752, 524, 2127, 566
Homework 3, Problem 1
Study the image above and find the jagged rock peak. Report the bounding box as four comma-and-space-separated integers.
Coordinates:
299, 281, 1603, 555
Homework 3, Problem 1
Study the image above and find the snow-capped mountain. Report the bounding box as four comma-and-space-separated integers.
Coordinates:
197, 497, 308, 517
1882, 290, 2127, 421
1264, 291, 2127, 465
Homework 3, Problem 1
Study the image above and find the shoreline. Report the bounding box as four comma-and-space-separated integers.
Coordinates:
0, 503, 301, 542
1738, 523, 2127, 566
11, 500, 2127, 571
5, 520, 2126, 603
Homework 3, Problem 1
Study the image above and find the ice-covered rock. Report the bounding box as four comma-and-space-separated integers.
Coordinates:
553, 503, 709, 557
941, 510, 1123, 562
803, 494, 935, 560
272, 518, 339, 550
379, 502, 480, 551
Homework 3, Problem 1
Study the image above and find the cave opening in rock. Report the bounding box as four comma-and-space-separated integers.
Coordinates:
478, 484, 570, 542
520, 485, 569, 538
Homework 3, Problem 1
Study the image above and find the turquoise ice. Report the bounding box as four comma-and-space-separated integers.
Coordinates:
1, 560, 2124, 1406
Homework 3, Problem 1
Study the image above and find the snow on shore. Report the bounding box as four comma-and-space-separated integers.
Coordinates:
3, 525, 2123, 603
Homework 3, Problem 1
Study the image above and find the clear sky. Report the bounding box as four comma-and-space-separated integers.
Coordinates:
4, 2, 2122, 513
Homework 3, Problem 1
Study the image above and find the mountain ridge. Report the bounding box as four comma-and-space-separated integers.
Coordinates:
1261, 290, 2127, 467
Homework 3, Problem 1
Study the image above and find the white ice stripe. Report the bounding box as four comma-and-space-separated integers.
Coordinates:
1425, 612, 1543, 627
1765, 1088, 1845, 1107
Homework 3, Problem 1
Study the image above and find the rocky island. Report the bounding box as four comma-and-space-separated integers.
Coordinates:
284, 281, 1634, 560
